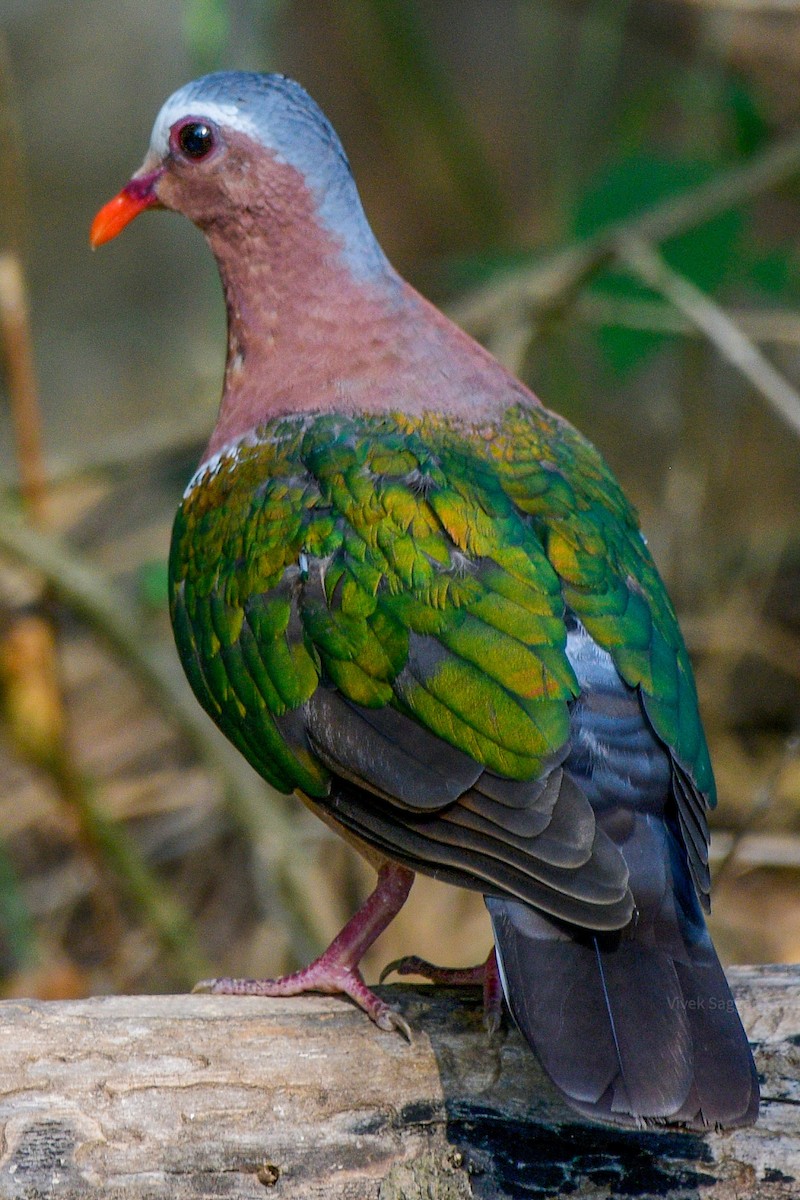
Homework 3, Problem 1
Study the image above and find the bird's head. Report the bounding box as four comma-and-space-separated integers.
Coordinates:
91, 71, 388, 280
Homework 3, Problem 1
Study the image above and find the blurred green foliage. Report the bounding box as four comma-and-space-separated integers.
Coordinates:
336, 0, 509, 240
575, 156, 745, 373
182, 0, 230, 74
137, 560, 170, 613
0, 835, 36, 973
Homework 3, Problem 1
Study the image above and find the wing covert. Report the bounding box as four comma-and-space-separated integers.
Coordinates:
170, 403, 712, 914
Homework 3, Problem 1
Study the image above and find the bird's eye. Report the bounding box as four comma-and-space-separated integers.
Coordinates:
176, 121, 216, 160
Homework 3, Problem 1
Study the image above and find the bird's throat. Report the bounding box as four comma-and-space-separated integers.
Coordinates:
205, 222, 407, 454
193, 150, 523, 458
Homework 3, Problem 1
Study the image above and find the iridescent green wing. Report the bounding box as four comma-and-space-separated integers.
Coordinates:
176, 410, 693, 922
170, 404, 709, 911
170, 412, 580, 795
492, 405, 714, 895
170, 421, 334, 797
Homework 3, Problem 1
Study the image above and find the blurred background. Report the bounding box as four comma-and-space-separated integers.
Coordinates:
0, 0, 799, 1001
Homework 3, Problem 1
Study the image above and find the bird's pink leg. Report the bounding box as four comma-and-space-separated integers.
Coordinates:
194, 861, 415, 1037
381, 947, 503, 1034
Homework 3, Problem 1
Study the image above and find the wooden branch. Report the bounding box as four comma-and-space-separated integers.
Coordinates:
0, 966, 797, 1198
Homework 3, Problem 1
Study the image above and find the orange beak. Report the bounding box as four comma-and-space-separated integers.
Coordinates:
90, 169, 164, 248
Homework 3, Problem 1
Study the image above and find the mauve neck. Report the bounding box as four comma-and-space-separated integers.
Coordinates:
204, 222, 407, 450
199, 211, 525, 458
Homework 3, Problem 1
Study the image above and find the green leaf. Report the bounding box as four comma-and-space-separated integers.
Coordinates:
182, 0, 230, 73
725, 76, 771, 160
575, 155, 745, 373
137, 560, 170, 611
743, 246, 800, 306
0, 837, 37, 973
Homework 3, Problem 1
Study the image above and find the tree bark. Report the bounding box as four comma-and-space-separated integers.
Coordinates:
0, 966, 797, 1199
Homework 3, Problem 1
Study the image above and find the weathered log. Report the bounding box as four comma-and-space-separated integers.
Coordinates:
0, 965, 797, 1199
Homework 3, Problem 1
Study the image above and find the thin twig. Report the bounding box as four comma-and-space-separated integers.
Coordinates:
681, 612, 800, 684
0, 35, 26, 257
449, 128, 800, 335
712, 736, 800, 887
0, 402, 214, 492
574, 292, 800, 347
0, 255, 47, 522
52, 755, 212, 986
618, 236, 800, 438
711, 829, 800, 872
676, 0, 800, 10
0, 511, 329, 964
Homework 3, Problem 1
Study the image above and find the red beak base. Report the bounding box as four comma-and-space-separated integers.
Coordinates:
90, 170, 163, 247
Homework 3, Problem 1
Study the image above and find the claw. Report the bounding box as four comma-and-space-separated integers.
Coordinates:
484, 1003, 502, 1038
380, 956, 415, 983
375, 1004, 413, 1042
193, 966, 413, 1039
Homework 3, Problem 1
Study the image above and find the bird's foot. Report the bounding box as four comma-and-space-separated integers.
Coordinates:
193, 860, 414, 1039
194, 960, 412, 1038
380, 947, 503, 1035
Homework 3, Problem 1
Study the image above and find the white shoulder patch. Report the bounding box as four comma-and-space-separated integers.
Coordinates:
182, 432, 259, 499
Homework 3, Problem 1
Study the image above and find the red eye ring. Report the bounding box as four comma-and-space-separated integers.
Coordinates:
172, 119, 217, 161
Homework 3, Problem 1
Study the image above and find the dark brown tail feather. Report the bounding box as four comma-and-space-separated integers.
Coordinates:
486, 896, 759, 1130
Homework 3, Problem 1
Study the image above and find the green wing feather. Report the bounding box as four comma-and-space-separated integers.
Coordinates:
487, 407, 713, 800
169, 404, 714, 812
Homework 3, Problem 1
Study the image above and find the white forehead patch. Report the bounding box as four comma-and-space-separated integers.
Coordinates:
149, 91, 264, 159
144, 72, 391, 282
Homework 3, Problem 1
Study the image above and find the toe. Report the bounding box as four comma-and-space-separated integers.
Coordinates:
379, 956, 421, 983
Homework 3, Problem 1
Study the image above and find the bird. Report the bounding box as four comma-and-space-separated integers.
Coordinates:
91, 70, 759, 1131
